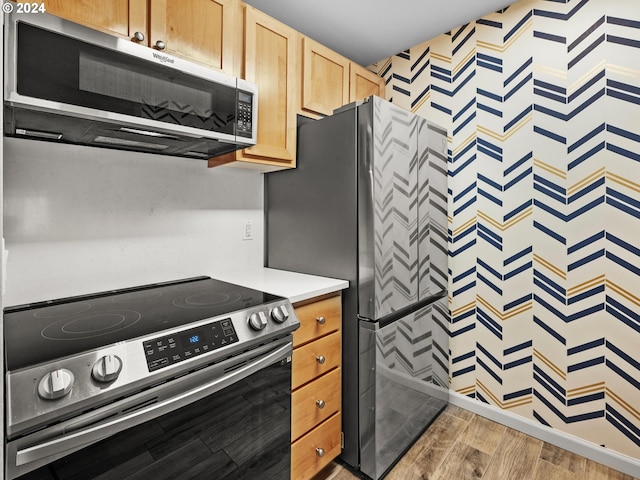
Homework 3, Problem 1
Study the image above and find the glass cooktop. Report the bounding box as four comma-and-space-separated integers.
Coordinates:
3, 276, 283, 371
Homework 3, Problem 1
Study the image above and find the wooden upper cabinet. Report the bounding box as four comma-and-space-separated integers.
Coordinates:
211, 6, 298, 170
243, 6, 298, 167
300, 37, 350, 117
41, 0, 241, 74
149, 0, 241, 73
34, 0, 147, 40
350, 63, 386, 102
299, 36, 386, 119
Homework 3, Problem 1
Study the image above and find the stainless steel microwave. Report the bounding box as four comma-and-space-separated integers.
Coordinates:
3, 11, 258, 160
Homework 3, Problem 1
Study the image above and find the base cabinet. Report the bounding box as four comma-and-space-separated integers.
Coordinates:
292, 368, 341, 440
291, 294, 342, 480
291, 413, 342, 480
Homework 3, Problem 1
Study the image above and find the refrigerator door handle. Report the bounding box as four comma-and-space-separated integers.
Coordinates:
377, 291, 447, 329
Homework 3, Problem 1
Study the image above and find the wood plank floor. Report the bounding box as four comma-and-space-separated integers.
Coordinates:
314, 404, 639, 480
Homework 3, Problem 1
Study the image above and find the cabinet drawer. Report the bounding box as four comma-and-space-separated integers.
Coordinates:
293, 295, 341, 347
292, 331, 341, 390
291, 412, 342, 480
292, 367, 341, 441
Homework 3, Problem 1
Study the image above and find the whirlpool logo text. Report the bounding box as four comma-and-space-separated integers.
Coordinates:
152, 52, 175, 64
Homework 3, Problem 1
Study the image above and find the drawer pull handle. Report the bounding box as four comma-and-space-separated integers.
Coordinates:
316, 316, 326, 325
133, 31, 145, 42
316, 399, 325, 409
316, 447, 325, 458
316, 355, 326, 365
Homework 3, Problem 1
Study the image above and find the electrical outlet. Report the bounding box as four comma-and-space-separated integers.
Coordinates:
242, 220, 254, 240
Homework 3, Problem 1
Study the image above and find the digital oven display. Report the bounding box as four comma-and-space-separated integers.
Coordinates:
182, 331, 205, 348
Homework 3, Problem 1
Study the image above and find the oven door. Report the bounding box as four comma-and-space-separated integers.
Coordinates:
7, 339, 292, 480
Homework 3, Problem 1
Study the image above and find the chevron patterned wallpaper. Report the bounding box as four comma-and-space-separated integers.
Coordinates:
370, 0, 640, 461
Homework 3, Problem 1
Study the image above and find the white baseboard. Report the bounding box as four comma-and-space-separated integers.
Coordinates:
448, 392, 640, 478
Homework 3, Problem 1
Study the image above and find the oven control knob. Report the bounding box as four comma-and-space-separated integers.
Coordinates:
92, 355, 123, 383
38, 369, 74, 400
248, 312, 268, 331
270, 305, 289, 324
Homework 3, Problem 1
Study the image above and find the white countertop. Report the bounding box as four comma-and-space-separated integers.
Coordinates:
215, 268, 348, 304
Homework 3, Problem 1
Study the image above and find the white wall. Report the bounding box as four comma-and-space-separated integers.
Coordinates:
3, 138, 264, 306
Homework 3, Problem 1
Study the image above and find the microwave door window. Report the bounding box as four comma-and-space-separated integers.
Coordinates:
79, 52, 215, 130
16, 22, 236, 135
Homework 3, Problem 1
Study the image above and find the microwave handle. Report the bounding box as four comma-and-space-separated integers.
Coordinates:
15, 341, 291, 467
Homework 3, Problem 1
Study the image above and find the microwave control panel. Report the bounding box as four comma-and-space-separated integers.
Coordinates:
236, 91, 253, 138
143, 318, 239, 372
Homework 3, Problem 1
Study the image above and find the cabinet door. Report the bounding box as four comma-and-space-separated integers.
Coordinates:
292, 331, 341, 390
36, 0, 147, 41
293, 295, 342, 347
291, 412, 342, 480
149, 0, 241, 73
232, 6, 299, 169
291, 367, 341, 441
350, 63, 386, 102
301, 37, 350, 117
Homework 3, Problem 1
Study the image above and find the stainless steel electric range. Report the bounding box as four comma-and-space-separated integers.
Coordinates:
3, 276, 299, 480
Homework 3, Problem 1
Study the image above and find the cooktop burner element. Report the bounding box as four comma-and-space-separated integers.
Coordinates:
172, 291, 243, 309
41, 310, 142, 340
3, 276, 284, 371
4, 276, 299, 440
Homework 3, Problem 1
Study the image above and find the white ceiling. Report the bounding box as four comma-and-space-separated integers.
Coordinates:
244, 0, 518, 66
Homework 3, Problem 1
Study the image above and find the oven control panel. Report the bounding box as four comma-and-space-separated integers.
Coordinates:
143, 318, 238, 372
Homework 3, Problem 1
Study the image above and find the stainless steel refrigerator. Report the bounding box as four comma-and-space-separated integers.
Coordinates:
265, 96, 449, 479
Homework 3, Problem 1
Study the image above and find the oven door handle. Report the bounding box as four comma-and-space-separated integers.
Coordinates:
15, 341, 292, 468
